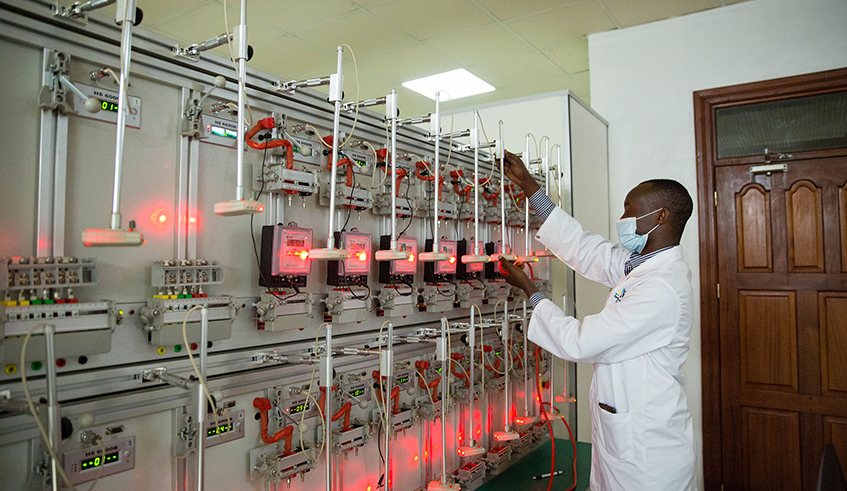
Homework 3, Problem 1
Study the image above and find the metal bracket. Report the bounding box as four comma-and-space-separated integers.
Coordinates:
38, 51, 77, 115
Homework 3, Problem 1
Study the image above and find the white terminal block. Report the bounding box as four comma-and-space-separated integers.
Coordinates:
380, 350, 393, 375
469, 128, 479, 148
233, 24, 248, 60
328, 73, 343, 102
435, 338, 447, 361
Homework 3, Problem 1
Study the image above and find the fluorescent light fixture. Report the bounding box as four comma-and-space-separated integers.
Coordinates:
402, 69, 494, 101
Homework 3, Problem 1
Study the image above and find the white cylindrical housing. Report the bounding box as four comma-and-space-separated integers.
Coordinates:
389, 90, 398, 250
432, 91, 441, 254
326, 46, 344, 249
473, 112, 480, 255
234, 0, 248, 201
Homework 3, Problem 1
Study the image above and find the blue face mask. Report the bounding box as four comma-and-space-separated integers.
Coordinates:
616, 208, 662, 253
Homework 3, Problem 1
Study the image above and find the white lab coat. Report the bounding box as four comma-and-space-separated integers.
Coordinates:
528, 207, 697, 491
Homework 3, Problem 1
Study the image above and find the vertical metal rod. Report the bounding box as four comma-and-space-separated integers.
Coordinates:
440, 318, 448, 484
498, 121, 506, 253
524, 135, 531, 256
432, 92, 441, 254
44, 325, 59, 491
324, 324, 333, 490
556, 145, 564, 207
384, 321, 393, 490
468, 305, 476, 446
326, 47, 344, 249
389, 90, 398, 249
195, 382, 205, 491
200, 308, 208, 376
110, 1, 134, 230
52, 114, 68, 256
176, 88, 191, 260
187, 139, 199, 259
544, 139, 551, 196
503, 303, 511, 433
195, 307, 209, 491
37, 49, 57, 258
234, 0, 247, 201
523, 136, 531, 417
472, 111, 480, 255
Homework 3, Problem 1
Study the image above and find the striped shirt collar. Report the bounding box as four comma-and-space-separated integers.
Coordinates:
624, 246, 674, 275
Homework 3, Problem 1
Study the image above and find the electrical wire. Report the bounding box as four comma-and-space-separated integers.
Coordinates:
476, 112, 496, 182
536, 346, 577, 491
298, 323, 328, 454
398, 177, 414, 237
339, 44, 360, 148
181, 306, 233, 444
20, 324, 104, 491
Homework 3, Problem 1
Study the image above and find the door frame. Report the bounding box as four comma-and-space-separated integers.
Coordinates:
694, 67, 847, 491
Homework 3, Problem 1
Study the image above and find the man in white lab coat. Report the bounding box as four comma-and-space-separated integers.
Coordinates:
498, 150, 697, 491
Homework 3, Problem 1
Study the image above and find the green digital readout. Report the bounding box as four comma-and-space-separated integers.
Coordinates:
100, 100, 119, 113
209, 125, 238, 139
436, 367, 442, 373
289, 402, 310, 415
207, 421, 233, 437
81, 451, 119, 470
396, 375, 409, 385
349, 388, 366, 398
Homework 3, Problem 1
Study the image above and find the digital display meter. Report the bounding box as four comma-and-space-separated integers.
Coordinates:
100, 100, 120, 113
390, 236, 418, 276
349, 388, 366, 398
260, 225, 313, 288
289, 401, 310, 415
328, 231, 372, 285
81, 451, 119, 470
434, 240, 458, 275
206, 421, 233, 437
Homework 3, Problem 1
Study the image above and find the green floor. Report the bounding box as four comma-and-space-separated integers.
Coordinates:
478, 439, 592, 491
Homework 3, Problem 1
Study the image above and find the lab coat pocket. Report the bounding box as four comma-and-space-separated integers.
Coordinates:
597, 409, 634, 462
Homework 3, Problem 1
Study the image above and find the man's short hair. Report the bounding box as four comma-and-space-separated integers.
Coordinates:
640, 179, 693, 238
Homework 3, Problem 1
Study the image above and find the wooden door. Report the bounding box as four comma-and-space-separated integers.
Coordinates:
716, 157, 847, 490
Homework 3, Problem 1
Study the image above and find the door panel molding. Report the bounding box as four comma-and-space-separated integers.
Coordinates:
785, 180, 825, 272
736, 183, 773, 272
820, 293, 847, 395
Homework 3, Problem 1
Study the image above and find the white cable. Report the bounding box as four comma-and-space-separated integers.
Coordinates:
339, 44, 360, 148
299, 323, 327, 453
181, 306, 232, 443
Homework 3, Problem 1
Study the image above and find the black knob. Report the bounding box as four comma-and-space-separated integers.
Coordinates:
133, 7, 143, 26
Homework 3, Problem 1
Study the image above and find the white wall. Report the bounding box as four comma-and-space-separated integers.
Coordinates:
588, 0, 847, 487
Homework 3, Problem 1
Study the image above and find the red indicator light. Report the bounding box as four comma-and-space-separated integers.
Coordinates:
299, 251, 309, 260
258, 206, 264, 212
357, 252, 367, 261
449, 256, 456, 264
189, 217, 196, 223
408, 254, 415, 262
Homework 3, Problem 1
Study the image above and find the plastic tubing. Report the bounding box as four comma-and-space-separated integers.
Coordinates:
245, 118, 294, 169
252, 398, 295, 452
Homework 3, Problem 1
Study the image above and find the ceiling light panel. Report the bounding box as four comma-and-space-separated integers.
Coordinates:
402, 69, 495, 101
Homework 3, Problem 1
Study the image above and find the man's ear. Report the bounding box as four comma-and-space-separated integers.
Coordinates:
656, 208, 670, 224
